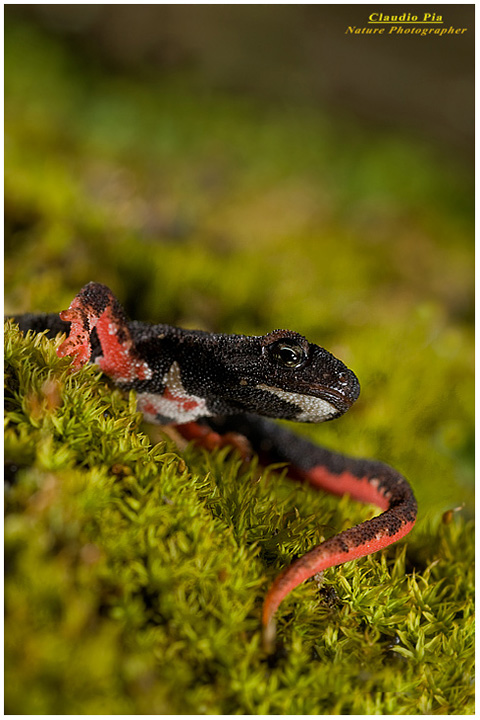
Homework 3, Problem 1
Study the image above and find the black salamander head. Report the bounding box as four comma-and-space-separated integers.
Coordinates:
257, 329, 360, 421
209, 329, 360, 423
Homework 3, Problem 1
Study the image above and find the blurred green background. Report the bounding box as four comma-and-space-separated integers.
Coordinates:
4, 5, 474, 714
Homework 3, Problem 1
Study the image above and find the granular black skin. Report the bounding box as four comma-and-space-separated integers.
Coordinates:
79, 282, 110, 315
12, 286, 416, 533
122, 324, 360, 421
82, 283, 132, 347
33, 282, 360, 423
13, 313, 70, 337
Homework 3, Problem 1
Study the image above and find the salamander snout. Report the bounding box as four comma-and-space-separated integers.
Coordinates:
321, 365, 360, 408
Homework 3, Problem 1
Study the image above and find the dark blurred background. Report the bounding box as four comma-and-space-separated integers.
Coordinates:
7, 4, 474, 159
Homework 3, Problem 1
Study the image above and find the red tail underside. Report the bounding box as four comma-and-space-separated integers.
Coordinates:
261, 462, 416, 630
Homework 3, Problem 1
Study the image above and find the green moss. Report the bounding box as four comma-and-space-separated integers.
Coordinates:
5, 16, 474, 715
4, 320, 474, 715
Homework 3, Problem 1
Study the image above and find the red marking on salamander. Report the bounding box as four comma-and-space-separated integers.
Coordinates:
177, 422, 252, 456
262, 514, 415, 631
141, 401, 161, 418
94, 310, 151, 382
59, 301, 151, 383
58, 301, 92, 368
306, 466, 390, 510
162, 387, 200, 413
261, 461, 416, 642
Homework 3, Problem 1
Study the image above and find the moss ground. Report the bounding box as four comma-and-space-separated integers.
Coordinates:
4, 17, 474, 714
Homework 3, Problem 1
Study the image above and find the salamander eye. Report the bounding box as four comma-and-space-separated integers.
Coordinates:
270, 341, 307, 368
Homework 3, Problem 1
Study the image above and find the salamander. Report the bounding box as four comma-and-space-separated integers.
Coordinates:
12, 282, 417, 648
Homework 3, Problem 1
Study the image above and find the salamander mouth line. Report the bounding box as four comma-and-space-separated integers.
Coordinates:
299, 384, 356, 408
